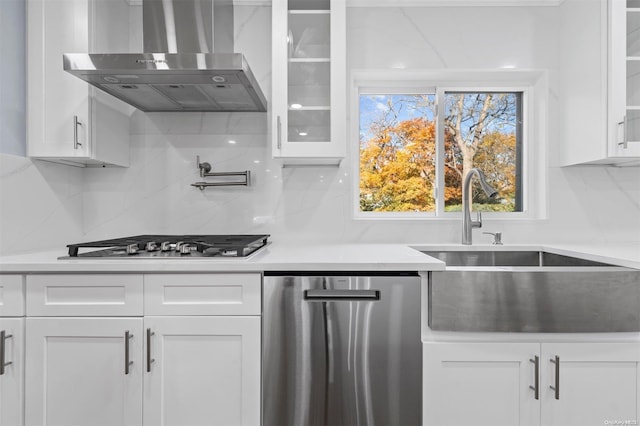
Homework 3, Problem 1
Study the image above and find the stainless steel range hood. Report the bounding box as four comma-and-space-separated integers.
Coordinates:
63, 0, 267, 112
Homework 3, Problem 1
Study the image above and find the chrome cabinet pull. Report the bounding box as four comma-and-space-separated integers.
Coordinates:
73, 116, 83, 150
125, 331, 133, 375
618, 116, 627, 149
549, 356, 559, 400
304, 289, 380, 301
146, 328, 155, 373
0, 331, 13, 375
529, 355, 539, 400
276, 115, 282, 149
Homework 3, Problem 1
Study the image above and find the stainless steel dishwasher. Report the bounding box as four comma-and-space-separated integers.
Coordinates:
262, 272, 422, 426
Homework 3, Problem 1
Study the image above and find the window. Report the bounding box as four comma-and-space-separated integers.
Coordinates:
359, 93, 438, 212
353, 71, 545, 219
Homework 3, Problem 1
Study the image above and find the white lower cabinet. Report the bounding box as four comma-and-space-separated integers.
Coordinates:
25, 318, 143, 426
424, 341, 640, 426
22, 273, 262, 426
541, 343, 640, 426
0, 318, 24, 426
143, 316, 261, 426
424, 342, 540, 426
0, 273, 265, 426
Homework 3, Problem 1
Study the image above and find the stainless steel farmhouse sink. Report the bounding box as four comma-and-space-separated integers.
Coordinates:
421, 250, 640, 333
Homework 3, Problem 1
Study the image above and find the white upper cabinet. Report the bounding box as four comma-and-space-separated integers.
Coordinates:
272, 0, 346, 166
610, 0, 640, 159
560, 0, 640, 166
27, 0, 131, 167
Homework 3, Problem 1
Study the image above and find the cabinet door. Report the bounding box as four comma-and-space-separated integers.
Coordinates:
0, 318, 24, 426
423, 342, 540, 426
610, 0, 640, 158
272, 0, 346, 164
27, 0, 90, 159
25, 318, 143, 426
27, 0, 130, 166
541, 342, 640, 426
143, 316, 260, 426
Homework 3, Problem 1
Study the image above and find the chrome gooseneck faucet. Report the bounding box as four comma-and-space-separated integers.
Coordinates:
462, 168, 498, 245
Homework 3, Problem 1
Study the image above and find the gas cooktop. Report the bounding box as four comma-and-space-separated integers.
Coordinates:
62, 235, 270, 259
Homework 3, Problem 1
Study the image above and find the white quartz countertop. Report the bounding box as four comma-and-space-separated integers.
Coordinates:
544, 243, 640, 269
1, 242, 639, 273
0, 243, 445, 273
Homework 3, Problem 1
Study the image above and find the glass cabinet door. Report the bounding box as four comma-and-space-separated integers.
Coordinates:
626, 3, 640, 142
611, 0, 640, 156
288, 0, 331, 143
273, 0, 346, 164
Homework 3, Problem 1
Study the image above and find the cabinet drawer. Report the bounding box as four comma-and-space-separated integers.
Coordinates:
144, 274, 261, 315
26, 275, 143, 316
0, 275, 25, 317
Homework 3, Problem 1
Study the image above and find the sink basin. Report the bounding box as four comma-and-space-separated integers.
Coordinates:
422, 250, 611, 267
421, 249, 640, 333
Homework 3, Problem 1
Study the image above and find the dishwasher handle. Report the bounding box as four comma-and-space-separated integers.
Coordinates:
304, 289, 380, 301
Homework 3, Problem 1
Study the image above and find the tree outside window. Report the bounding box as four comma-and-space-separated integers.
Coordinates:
359, 91, 522, 214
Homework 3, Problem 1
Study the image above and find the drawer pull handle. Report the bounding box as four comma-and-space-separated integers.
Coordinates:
146, 328, 155, 373
549, 356, 560, 400
304, 289, 380, 301
529, 356, 539, 400
125, 331, 133, 375
0, 331, 13, 375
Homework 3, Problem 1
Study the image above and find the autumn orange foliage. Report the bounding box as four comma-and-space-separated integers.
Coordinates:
360, 117, 516, 212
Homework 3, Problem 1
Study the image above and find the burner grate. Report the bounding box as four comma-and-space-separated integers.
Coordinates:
67, 235, 270, 258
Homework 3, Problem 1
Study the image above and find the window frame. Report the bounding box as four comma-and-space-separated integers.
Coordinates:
350, 70, 547, 221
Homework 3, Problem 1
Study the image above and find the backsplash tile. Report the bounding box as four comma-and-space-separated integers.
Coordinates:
0, 154, 83, 254
1, 5, 639, 255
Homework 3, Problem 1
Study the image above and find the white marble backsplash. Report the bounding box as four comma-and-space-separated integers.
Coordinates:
0, 154, 83, 254
1, 4, 639, 256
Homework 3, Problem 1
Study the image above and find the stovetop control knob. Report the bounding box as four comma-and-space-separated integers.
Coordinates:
126, 244, 139, 255
179, 244, 193, 255
160, 241, 173, 252
146, 242, 159, 252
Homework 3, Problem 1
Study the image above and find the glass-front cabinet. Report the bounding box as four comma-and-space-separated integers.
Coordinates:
560, 0, 640, 166
610, 0, 640, 158
272, 0, 346, 165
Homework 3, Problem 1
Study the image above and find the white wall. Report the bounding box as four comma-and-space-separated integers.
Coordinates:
0, 1, 83, 256
0, 156, 84, 255
81, 4, 640, 247
0, 0, 26, 156
2, 4, 639, 256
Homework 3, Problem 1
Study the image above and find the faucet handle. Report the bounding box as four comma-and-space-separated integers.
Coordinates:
483, 232, 503, 245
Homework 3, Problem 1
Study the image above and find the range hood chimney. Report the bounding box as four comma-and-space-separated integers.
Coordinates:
63, 0, 267, 112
